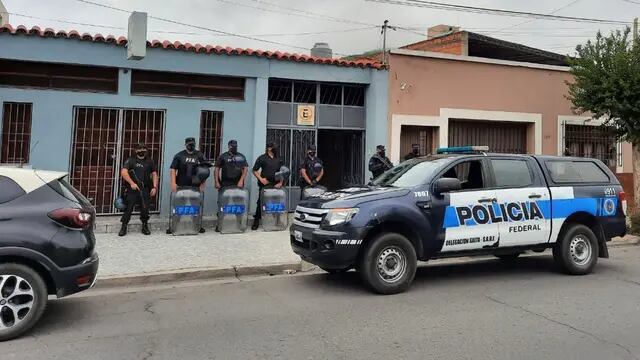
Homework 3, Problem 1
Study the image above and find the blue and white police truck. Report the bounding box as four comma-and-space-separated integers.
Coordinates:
290, 146, 627, 294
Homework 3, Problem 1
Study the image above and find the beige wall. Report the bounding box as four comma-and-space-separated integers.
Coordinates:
387, 53, 633, 172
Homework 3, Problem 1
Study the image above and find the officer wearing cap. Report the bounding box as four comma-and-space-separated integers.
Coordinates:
368, 145, 393, 179
252, 142, 284, 230
404, 143, 421, 161
118, 143, 158, 237
214, 140, 248, 232
167, 137, 207, 234
299, 144, 324, 198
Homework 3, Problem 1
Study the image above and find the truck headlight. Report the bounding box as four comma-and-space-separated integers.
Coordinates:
324, 208, 359, 226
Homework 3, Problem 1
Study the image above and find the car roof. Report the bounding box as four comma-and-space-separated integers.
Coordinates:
0, 167, 67, 193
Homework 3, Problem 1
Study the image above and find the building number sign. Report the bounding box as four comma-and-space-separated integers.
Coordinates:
297, 105, 315, 126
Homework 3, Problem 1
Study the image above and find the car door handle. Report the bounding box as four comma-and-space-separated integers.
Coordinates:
478, 197, 497, 203
528, 193, 542, 199
416, 201, 431, 210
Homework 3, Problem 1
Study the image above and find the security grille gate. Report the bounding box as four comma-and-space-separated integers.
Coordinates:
562, 123, 618, 170
70, 107, 165, 214
449, 119, 527, 154
1, 102, 32, 164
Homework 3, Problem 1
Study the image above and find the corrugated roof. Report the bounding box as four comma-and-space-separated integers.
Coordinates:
0, 24, 384, 70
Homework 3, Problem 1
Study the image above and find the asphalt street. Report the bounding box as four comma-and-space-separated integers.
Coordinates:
3, 246, 640, 360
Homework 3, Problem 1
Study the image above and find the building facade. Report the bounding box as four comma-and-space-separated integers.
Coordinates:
0, 25, 388, 216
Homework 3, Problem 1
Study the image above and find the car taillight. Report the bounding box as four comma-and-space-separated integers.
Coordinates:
48, 208, 92, 229
619, 191, 627, 215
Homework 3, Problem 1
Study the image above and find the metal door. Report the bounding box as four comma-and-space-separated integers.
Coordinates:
449, 119, 527, 154
70, 107, 165, 214
400, 125, 436, 158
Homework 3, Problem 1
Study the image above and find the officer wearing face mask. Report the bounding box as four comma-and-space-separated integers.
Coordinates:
118, 143, 158, 237
404, 143, 421, 161
167, 137, 207, 234
368, 144, 393, 179
251, 142, 284, 230
214, 140, 248, 232
299, 144, 323, 198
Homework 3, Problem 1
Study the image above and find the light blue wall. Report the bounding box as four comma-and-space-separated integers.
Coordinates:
0, 35, 388, 216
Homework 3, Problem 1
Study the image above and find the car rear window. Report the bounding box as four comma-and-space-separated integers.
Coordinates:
0, 175, 26, 204
491, 159, 533, 187
46, 177, 91, 206
545, 160, 609, 183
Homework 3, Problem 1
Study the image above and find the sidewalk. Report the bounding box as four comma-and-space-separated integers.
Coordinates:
95, 229, 300, 279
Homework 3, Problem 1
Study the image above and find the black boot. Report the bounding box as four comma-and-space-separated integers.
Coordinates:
118, 224, 127, 237
251, 219, 259, 230
141, 223, 151, 235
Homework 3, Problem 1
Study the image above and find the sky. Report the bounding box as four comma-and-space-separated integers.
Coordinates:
2, 0, 635, 57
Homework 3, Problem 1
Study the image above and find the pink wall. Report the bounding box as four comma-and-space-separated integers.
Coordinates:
388, 53, 574, 155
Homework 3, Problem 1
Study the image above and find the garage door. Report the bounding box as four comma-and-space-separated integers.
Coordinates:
449, 119, 527, 154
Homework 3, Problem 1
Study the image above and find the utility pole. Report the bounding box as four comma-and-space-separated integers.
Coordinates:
381, 20, 396, 66
634, 17, 638, 47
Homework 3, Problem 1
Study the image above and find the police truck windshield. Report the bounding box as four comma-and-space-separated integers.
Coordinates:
373, 158, 449, 188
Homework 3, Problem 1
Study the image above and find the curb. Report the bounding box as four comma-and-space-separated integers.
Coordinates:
94, 261, 302, 289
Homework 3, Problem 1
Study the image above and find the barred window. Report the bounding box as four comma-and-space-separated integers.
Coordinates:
2, 102, 33, 164
200, 111, 223, 161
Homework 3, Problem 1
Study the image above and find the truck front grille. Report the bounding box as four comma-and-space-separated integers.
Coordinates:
293, 206, 328, 229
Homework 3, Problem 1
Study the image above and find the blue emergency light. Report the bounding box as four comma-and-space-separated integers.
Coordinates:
436, 146, 489, 154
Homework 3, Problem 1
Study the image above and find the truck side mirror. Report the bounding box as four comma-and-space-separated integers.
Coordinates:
433, 177, 461, 196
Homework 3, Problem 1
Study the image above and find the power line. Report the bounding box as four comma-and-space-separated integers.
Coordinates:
367, 0, 630, 25
75, 0, 352, 54
620, 0, 640, 4
8, 12, 123, 30
497, 0, 583, 32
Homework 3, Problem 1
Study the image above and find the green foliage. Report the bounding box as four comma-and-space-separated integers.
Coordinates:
628, 212, 640, 235
567, 28, 640, 145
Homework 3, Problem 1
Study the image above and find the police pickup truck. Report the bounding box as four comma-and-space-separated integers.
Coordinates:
290, 146, 627, 294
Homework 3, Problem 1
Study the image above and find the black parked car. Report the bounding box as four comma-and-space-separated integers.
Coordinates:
0, 168, 99, 341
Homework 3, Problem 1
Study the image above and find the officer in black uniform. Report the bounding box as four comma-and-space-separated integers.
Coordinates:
368, 145, 393, 179
404, 143, 421, 161
214, 140, 248, 232
251, 142, 284, 230
299, 144, 324, 199
167, 137, 207, 234
118, 143, 158, 237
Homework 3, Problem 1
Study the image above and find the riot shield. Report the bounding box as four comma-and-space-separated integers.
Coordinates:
169, 188, 204, 236
260, 187, 288, 231
302, 185, 327, 200
218, 187, 249, 234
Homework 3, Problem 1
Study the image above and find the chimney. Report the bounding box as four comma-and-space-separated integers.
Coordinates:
127, 11, 147, 60
427, 24, 460, 39
311, 42, 332, 58
0, 0, 9, 27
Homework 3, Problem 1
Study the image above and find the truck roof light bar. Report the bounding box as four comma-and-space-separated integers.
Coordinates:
436, 146, 489, 154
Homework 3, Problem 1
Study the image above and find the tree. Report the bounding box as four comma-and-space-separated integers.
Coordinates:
567, 27, 640, 212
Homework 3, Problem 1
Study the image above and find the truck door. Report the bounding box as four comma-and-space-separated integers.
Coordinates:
434, 158, 500, 252
490, 157, 551, 247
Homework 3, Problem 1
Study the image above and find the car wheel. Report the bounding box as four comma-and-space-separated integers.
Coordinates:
0, 263, 48, 342
359, 233, 417, 295
319, 266, 351, 274
553, 224, 599, 275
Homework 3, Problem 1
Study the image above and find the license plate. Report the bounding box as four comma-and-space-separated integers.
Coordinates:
294, 230, 303, 242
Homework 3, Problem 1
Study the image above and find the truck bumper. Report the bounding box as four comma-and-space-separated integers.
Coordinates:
290, 225, 370, 270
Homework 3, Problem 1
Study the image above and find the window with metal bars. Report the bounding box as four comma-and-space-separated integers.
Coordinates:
564, 124, 618, 169
131, 70, 245, 100
0, 59, 118, 93
1, 102, 32, 164
200, 111, 223, 161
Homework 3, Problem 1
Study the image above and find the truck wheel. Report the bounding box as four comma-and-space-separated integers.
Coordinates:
359, 233, 417, 295
553, 224, 599, 275
0, 264, 48, 342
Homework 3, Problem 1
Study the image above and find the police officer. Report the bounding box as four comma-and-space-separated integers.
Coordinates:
118, 143, 158, 237
299, 144, 323, 199
251, 142, 284, 230
167, 137, 207, 234
214, 140, 248, 232
404, 143, 421, 161
368, 145, 393, 179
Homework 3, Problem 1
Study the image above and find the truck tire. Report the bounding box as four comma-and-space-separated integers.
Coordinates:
358, 233, 417, 295
0, 263, 48, 342
553, 224, 599, 275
